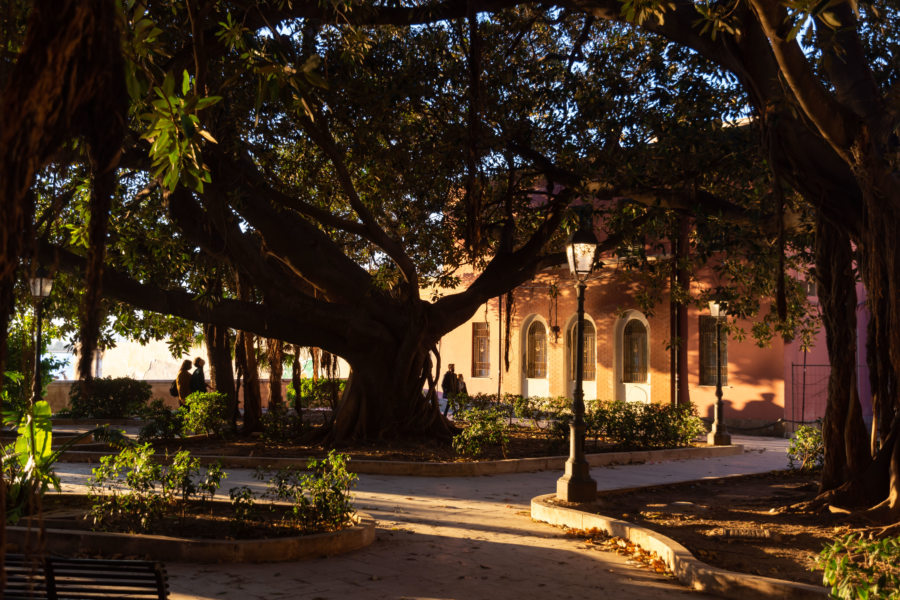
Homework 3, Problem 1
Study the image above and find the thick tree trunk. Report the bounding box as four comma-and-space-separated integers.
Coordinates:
204, 322, 237, 427
239, 331, 262, 434
291, 345, 304, 407
267, 338, 284, 407
332, 331, 450, 442
815, 216, 870, 491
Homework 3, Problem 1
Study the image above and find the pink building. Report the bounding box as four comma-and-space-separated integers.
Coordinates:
436, 260, 820, 435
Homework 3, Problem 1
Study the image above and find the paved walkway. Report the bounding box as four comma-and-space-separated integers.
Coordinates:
52, 436, 790, 600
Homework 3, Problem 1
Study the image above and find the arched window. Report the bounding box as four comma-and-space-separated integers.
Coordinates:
568, 320, 596, 381
623, 320, 648, 383
526, 321, 547, 378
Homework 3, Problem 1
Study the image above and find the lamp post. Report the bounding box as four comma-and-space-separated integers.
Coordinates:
557, 213, 598, 502
29, 267, 54, 405
707, 300, 731, 446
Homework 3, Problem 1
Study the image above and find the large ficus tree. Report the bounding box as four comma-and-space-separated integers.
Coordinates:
2, 1, 804, 444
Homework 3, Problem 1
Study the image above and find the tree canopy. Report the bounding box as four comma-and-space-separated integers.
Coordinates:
2, 0, 892, 501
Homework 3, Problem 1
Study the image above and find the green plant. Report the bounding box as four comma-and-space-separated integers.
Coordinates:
89, 445, 226, 531
788, 423, 825, 471
261, 403, 304, 443
256, 450, 357, 532
138, 398, 184, 442
817, 533, 900, 599
182, 391, 230, 437
89, 443, 165, 532
229, 485, 256, 530
67, 377, 152, 418
289, 378, 346, 410
452, 407, 509, 458
2, 399, 124, 524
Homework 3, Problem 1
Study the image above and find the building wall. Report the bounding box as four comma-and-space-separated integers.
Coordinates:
438, 267, 672, 406
438, 265, 789, 430
45, 379, 293, 414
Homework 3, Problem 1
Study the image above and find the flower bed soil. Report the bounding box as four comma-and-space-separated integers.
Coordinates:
563, 470, 861, 586
30, 495, 338, 540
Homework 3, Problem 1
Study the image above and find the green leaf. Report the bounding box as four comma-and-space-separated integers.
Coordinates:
182, 69, 191, 96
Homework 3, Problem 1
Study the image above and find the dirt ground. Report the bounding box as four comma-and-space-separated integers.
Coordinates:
566, 470, 857, 586
34, 495, 332, 540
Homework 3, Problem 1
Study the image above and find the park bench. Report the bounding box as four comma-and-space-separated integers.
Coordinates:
4, 554, 169, 599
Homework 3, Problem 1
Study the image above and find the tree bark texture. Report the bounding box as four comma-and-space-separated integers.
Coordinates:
814, 216, 870, 492
267, 338, 284, 407
204, 322, 237, 427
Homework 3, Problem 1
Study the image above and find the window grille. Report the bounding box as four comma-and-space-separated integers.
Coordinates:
526, 321, 547, 378
471, 322, 490, 378
699, 316, 728, 386
568, 320, 596, 381
623, 320, 648, 383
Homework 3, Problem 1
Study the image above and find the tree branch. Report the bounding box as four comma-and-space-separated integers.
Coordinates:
747, 0, 856, 160
37, 239, 391, 360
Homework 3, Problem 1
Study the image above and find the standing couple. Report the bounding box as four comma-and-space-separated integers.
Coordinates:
176, 357, 208, 406
440, 363, 467, 417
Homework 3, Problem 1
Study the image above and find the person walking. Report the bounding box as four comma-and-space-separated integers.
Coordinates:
175, 359, 193, 407
457, 373, 468, 397
441, 363, 458, 417
191, 357, 208, 395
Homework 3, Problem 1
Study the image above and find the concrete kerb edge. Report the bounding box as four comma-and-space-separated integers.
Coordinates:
6, 512, 376, 564
58, 444, 745, 476
530, 494, 827, 600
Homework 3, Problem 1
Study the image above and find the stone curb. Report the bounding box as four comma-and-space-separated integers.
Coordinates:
530, 493, 827, 600
58, 444, 743, 477
7, 512, 376, 564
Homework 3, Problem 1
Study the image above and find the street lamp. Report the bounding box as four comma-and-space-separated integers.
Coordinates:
29, 267, 53, 405
557, 213, 599, 503
707, 300, 731, 445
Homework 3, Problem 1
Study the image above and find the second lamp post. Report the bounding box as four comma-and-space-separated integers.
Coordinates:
707, 300, 731, 446
29, 267, 54, 405
557, 215, 598, 503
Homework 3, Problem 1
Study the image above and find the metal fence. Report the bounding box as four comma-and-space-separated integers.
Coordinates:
789, 364, 830, 424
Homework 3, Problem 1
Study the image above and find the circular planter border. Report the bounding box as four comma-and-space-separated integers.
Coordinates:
7, 512, 376, 564
59, 444, 743, 477
531, 493, 827, 599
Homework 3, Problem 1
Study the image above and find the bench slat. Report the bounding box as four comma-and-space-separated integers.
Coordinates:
4, 554, 169, 600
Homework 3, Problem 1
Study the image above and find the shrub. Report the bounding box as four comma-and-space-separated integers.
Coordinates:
88, 445, 225, 532
182, 391, 230, 437
88, 443, 165, 532
289, 378, 346, 409
67, 377, 152, 418
817, 533, 900, 599
261, 403, 304, 443
587, 401, 704, 449
229, 486, 256, 531
138, 399, 183, 442
452, 407, 509, 458
788, 423, 825, 471
255, 450, 357, 532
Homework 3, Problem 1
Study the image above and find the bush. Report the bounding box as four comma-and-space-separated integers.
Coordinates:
586, 401, 704, 449
289, 378, 346, 409
452, 407, 509, 458
182, 392, 230, 437
255, 450, 357, 532
788, 423, 824, 471
138, 399, 183, 442
67, 377, 152, 418
88, 445, 225, 532
261, 403, 304, 443
88, 443, 165, 532
818, 533, 900, 599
